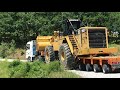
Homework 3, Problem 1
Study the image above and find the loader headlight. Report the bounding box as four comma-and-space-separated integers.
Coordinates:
82, 29, 86, 32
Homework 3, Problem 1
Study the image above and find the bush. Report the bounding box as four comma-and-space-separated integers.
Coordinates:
9, 61, 31, 78
26, 61, 49, 78
0, 40, 16, 58
9, 40, 16, 55
26, 67, 48, 78
48, 61, 62, 72
8, 61, 48, 78
8, 61, 64, 78
8, 60, 21, 68
0, 42, 9, 58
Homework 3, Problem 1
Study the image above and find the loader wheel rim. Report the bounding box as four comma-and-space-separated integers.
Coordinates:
61, 51, 65, 62
45, 51, 50, 63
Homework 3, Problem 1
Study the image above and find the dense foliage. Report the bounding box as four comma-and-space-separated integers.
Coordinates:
8, 60, 79, 78
0, 12, 119, 47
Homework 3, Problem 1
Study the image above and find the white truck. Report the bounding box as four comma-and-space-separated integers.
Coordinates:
26, 40, 36, 61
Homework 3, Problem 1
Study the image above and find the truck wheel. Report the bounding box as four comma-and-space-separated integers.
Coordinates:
27, 56, 31, 62
45, 46, 55, 63
27, 56, 33, 62
59, 43, 74, 69
86, 64, 93, 71
79, 63, 86, 71
102, 64, 112, 74
93, 64, 101, 72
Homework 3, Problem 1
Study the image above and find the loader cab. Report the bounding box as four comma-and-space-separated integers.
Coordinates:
26, 40, 36, 61
62, 19, 81, 36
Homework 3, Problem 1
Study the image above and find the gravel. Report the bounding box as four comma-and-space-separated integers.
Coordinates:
68, 70, 120, 78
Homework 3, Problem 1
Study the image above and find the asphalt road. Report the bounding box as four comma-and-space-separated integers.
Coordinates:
68, 70, 120, 78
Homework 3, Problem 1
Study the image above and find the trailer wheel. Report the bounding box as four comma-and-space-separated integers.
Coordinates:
45, 46, 55, 63
93, 64, 101, 72
59, 43, 74, 69
102, 64, 112, 74
86, 64, 93, 71
79, 63, 86, 71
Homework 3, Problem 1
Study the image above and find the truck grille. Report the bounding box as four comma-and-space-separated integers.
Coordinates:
88, 29, 106, 48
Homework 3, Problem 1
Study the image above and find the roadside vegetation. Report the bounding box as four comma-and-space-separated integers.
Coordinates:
0, 61, 80, 78
0, 41, 25, 60
108, 44, 120, 55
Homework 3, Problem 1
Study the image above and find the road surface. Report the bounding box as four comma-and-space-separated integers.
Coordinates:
68, 70, 120, 78
0, 59, 27, 62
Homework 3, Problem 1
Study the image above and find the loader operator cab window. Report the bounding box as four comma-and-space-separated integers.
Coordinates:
63, 19, 81, 36
67, 21, 80, 35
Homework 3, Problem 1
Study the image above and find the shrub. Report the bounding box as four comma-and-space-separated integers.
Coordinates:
8, 61, 64, 78
9, 40, 16, 55
48, 61, 62, 72
0, 40, 16, 58
26, 61, 49, 78
0, 42, 10, 58
8, 60, 21, 68
8, 61, 31, 78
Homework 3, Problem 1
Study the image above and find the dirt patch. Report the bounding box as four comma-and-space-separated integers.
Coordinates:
7, 49, 26, 60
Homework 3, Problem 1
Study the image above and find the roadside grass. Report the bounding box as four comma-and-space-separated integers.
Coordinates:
47, 71, 80, 78
0, 61, 80, 78
0, 61, 9, 78
108, 44, 120, 55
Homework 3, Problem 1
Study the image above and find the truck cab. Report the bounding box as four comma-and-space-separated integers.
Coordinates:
26, 40, 36, 61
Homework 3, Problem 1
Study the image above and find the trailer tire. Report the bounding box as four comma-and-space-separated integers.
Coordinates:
79, 63, 86, 71
59, 43, 74, 69
86, 64, 93, 71
45, 46, 55, 63
93, 64, 101, 72
102, 64, 112, 74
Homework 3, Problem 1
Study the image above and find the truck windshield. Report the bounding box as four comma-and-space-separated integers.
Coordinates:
26, 44, 30, 50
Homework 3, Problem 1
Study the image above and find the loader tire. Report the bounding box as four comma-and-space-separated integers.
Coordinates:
45, 46, 55, 63
59, 43, 74, 69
